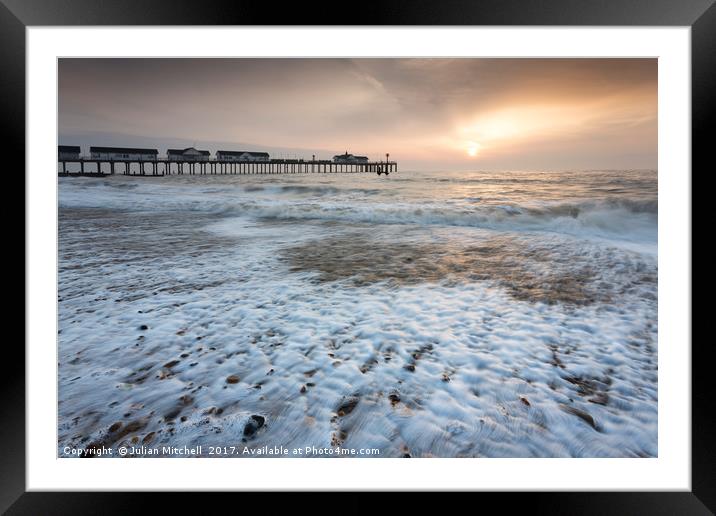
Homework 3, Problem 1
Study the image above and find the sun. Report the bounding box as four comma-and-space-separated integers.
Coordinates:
466, 142, 481, 157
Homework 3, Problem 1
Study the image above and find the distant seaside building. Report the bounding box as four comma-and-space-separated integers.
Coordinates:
333, 151, 369, 163
167, 147, 211, 162
90, 146, 158, 161
58, 145, 80, 160
216, 150, 270, 162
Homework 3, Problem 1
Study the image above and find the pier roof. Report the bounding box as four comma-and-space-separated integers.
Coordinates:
168, 148, 210, 156
217, 150, 270, 157
90, 146, 158, 154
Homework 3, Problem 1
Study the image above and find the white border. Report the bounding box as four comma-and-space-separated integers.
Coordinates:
27, 27, 690, 491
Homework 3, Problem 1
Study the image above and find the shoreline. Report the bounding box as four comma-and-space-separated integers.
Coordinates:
57, 171, 658, 458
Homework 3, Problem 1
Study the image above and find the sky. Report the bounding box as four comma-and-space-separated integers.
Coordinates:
58, 58, 657, 171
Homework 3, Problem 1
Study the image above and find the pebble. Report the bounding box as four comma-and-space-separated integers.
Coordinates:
243, 415, 266, 437
337, 397, 359, 417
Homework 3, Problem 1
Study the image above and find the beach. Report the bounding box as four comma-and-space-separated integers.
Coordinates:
58, 169, 658, 458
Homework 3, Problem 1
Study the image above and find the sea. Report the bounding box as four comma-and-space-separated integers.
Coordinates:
58, 169, 658, 458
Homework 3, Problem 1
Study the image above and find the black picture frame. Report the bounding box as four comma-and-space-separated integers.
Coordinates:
5, 0, 711, 512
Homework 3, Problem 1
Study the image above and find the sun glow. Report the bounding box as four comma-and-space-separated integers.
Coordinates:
466, 142, 481, 157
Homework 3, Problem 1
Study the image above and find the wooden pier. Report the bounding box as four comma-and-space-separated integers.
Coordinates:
58, 157, 398, 177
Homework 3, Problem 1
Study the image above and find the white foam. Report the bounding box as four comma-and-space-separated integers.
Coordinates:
58, 172, 657, 458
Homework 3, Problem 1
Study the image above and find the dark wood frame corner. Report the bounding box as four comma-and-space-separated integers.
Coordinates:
5, 0, 711, 512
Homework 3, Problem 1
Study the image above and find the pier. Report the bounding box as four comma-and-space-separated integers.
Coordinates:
58, 157, 398, 177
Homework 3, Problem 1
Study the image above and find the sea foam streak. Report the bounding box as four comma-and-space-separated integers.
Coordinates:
58, 170, 657, 457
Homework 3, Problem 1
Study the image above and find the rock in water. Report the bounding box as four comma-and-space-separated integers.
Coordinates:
561, 404, 598, 430
243, 415, 266, 437
336, 396, 359, 417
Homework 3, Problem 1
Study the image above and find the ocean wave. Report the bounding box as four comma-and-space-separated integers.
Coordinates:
239, 184, 383, 197
58, 174, 657, 245
59, 192, 656, 243
206, 199, 657, 245
524, 199, 657, 216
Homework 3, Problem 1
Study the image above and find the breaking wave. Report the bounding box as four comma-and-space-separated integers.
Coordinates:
60, 172, 657, 246
209, 199, 657, 245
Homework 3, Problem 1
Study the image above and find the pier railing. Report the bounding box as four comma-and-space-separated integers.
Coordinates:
58, 156, 398, 176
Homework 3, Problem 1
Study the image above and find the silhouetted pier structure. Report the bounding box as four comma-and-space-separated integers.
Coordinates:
58, 157, 398, 177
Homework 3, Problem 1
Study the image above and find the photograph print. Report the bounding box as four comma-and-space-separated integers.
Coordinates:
57, 58, 658, 459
